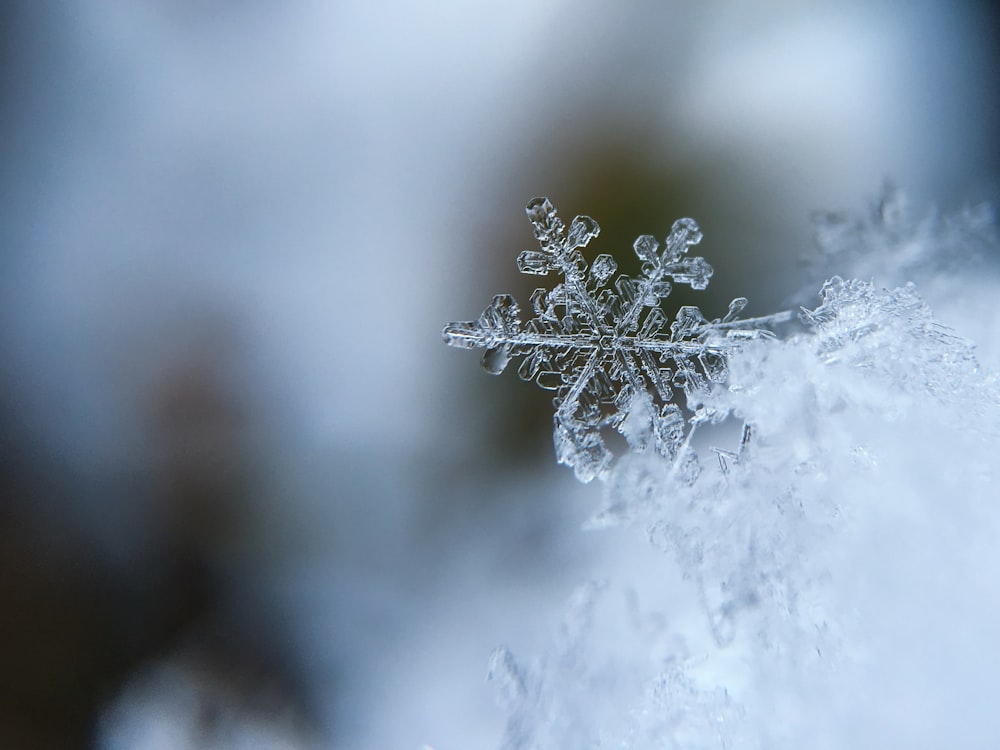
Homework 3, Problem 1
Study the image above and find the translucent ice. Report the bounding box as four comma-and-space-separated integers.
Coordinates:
445, 192, 1000, 750
443, 198, 787, 482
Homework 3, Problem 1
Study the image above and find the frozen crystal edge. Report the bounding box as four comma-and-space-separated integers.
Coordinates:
443, 198, 787, 482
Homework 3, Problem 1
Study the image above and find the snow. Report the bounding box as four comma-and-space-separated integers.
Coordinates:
475, 195, 1000, 748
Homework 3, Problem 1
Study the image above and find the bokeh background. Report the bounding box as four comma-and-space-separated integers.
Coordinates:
1, 1, 998, 747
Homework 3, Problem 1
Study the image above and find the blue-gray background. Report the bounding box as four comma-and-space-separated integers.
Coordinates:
1, 2, 997, 747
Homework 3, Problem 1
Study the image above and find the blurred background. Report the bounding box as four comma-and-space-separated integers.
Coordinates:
1, 1, 998, 747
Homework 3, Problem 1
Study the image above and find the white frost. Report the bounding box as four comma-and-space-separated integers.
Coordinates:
446, 194, 1000, 748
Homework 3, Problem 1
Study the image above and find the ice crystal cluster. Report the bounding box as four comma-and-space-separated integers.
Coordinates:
444, 192, 1000, 749
443, 197, 789, 482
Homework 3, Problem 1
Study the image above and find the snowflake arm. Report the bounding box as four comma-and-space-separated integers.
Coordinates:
443, 197, 789, 482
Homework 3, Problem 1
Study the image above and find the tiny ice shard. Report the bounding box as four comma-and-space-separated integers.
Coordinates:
443, 198, 786, 482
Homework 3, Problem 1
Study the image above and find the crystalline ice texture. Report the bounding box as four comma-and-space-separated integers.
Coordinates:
443, 198, 782, 482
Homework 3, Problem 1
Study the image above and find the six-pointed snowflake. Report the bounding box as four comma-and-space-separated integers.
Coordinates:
443, 198, 784, 482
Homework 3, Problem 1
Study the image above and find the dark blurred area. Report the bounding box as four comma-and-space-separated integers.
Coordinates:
1, 2, 998, 748
1, 311, 313, 747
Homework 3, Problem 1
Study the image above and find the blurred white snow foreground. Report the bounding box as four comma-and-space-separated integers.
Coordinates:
487, 192, 1000, 749
99, 644, 323, 750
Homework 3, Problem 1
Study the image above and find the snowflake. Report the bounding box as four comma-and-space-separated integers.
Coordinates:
443, 198, 789, 482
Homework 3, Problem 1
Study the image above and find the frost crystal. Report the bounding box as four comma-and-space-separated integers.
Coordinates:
443, 197, 790, 482
450, 191, 1000, 750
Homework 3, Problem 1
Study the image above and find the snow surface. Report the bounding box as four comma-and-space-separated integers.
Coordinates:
485, 195, 1000, 749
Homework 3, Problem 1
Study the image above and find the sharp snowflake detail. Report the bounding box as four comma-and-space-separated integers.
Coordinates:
443, 198, 790, 482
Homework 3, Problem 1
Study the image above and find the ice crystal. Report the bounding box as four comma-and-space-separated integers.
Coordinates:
488, 581, 745, 750
454, 192, 1000, 750
493, 270, 1000, 749
443, 197, 790, 482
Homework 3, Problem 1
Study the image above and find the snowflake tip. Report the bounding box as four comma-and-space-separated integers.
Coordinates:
567, 214, 600, 250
